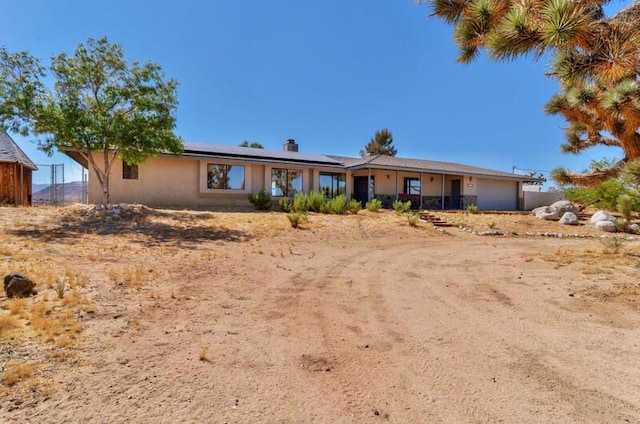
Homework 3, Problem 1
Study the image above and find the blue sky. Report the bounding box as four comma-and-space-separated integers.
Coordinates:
4, 0, 628, 185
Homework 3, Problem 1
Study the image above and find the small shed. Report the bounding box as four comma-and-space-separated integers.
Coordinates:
0, 131, 37, 206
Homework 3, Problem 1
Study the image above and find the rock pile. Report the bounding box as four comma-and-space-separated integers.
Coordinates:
532, 201, 579, 226
78, 203, 148, 220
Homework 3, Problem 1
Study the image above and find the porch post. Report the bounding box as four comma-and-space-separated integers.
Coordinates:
441, 173, 445, 210
395, 170, 399, 202
419, 172, 423, 210
367, 167, 372, 201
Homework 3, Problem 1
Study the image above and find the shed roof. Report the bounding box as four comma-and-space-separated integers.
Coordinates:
329, 154, 535, 182
0, 131, 37, 170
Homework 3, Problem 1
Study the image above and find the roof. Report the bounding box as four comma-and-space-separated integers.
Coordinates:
181, 142, 344, 167
0, 131, 37, 170
329, 154, 535, 182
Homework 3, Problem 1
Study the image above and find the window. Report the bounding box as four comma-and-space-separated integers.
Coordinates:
404, 177, 420, 195
207, 164, 245, 190
319, 172, 346, 198
123, 162, 138, 180
271, 168, 302, 197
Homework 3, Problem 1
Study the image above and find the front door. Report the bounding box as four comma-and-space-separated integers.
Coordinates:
451, 179, 461, 209
354, 176, 372, 205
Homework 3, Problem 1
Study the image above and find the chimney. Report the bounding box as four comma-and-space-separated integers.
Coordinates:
283, 139, 298, 152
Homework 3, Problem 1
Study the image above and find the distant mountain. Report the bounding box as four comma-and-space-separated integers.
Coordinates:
33, 181, 86, 204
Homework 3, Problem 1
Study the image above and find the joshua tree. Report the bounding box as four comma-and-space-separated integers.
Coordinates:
419, 0, 640, 185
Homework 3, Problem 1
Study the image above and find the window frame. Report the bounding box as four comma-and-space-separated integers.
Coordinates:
206, 163, 246, 190
123, 162, 139, 180
319, 172, 346, 198
271, 168, 303, 197
404, 177, 421, 195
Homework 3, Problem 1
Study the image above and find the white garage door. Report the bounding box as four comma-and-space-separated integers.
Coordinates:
477, 179, 518, 210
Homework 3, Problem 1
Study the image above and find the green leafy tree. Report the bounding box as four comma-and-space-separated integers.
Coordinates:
239, 140, 264, 148
419, 0, 640, 186
0, 37, 183, 205
360, 128, 397, 157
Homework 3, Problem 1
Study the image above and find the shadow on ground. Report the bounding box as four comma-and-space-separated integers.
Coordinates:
9, 207, 251, 246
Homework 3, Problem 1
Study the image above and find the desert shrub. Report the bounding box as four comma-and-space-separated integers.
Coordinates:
54, 280, 66, 299
617, 194, 634, 227
307, 191, 326, 212
293, 193, 310, 212
565, 179, 640, 211
601, 237, 623, 254
365, 198, 382, 212
287, 211, 308, 228
248, 190, 272, 211
392, 200, 412, 214
321, 195, 349, 214
279, 197, 293, 212
407, 213, 420, 227
348, 199, 361, 214
488, 221, 496, 229
466, 204, 479, 214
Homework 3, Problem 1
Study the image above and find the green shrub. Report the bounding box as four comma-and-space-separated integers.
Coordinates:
407, 213, 420, 227
287, 211, 308, 228
348, 199, 361, 214
279, 197, 293, 212
466, 204, 479, 214
617, 194, 634, 227
392, 200, 412, 214
321, 195, 349, 214
248, 190, 272, 211
565, 179, 640, 211
293, 193, 310, 212
365, 198, 382, 212
307, 191, 326, 212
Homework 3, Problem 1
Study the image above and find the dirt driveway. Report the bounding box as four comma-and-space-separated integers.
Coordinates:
1, 207, 639, 423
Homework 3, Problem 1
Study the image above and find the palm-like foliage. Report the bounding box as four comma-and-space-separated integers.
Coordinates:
418, 0, 640, 185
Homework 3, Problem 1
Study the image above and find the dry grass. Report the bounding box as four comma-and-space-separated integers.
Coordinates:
199, 346, 210, 362
2, 361, 36, 387
4, 298, 27, 316
0, 315, 21, 338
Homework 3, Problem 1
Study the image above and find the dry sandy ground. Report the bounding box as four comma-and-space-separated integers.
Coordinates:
1, 206, 639, 423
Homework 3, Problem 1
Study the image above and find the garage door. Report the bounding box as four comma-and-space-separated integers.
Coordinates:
477, 179, 518, 210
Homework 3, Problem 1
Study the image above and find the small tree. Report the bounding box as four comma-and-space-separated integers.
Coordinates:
239, 141, 264, 148
0, 37, 183, 205
360, 128, 397, 157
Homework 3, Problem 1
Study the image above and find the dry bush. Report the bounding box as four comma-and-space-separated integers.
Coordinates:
0, 315, 21, 338
2, 361, 35, 387
199, 346, 210, 362
4, 298, 27, 316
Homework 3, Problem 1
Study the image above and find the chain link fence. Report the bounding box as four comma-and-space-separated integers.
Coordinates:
32, 163, 88, 206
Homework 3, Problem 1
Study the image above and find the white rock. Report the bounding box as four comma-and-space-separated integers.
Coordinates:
559, 212, 579, 225
550, 200, 577, 216
595, 220, 617, 232
533, 206, 558, 220
629, 223, 640, 234
591, 210, 614, 224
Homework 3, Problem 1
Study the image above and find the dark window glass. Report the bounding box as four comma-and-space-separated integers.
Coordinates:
404, 177, 420, 195
123, 162, 138, 180
319, 172, 346, 198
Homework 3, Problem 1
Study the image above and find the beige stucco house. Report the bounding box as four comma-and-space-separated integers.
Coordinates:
66, 139, 535, 210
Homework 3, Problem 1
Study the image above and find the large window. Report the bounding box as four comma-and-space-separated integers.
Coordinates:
319, 172, 346, 198
123, 162, 138, 180
404, 177, 421, 195
207, 164, 245, 190
271, 168, 302, 197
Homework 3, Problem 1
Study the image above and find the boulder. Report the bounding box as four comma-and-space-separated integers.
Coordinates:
3, 274, 37, 298
629, 223, 640, 234
595, 220, 617, 232
550, 200, 577, 216
533, 206, 559, 220
591, 210, 614, 224
559, 212, 579, 225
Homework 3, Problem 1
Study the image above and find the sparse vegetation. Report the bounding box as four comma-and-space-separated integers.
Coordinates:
0, 315, 21, 338
601, 237, 624, 254
365, 198, 382, 212
2, 361, 36, 387
279, 197, 294, 212
54, 280, 66, 299
348, 199, 362, 214
407, 213, 420, 227
287, 211, 308, 228
392, 200, 412, 214
248, 190, 272, 211
466, 204, 479, 214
